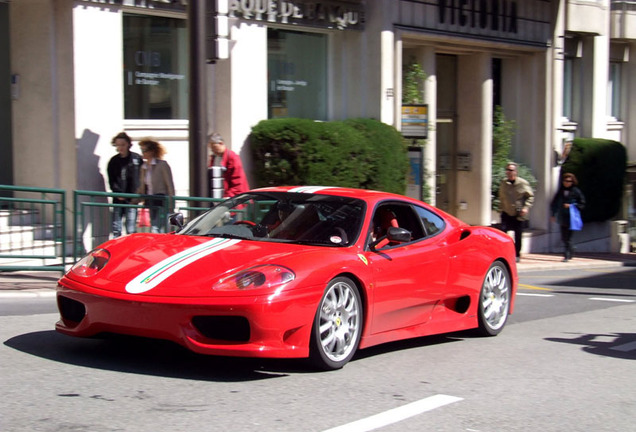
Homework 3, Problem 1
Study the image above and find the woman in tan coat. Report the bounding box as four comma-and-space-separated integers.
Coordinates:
137, 139, 175, 233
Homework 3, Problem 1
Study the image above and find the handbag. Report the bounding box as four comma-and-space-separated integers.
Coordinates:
138, 208, 150, 227
569, 204, 583, 231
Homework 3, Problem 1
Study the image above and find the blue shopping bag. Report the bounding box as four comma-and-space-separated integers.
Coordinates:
569, 204, 583, 231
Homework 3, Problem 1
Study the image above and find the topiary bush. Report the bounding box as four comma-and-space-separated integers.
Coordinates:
248, 118, 317, 187
561, 138, 626, 222
249, 118, 408, 194
344, 118, 409, 193
302, 120, 370, 188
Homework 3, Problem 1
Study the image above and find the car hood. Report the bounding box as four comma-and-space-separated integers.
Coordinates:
66, 233, 323, 298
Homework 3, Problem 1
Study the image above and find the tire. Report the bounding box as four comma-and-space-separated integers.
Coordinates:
477, 261, 511, 336
309, 276, 363, 370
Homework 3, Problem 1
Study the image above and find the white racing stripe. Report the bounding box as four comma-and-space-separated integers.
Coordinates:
288, 186, 334, 194
321, 394, 463, 432
125, 238, 240, 294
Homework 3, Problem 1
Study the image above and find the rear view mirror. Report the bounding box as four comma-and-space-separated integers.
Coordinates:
169, 213, 184, 230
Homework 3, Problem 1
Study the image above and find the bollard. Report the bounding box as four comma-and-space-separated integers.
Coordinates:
209, 166, 226, 199
610, 220, 630, 254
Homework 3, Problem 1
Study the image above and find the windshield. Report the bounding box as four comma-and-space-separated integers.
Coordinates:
178, 192, 365, 247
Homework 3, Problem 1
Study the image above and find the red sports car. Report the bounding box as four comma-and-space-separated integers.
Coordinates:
56, 186, 517, 370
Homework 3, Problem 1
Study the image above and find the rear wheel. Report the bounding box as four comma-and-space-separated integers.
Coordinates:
477, 261, 511, 336
309, 277, 363, 370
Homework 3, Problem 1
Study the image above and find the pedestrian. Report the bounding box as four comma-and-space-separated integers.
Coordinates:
499, 162, 535, 262
208, 132, 249, 198
550, 172, 585, 262
137, 138, 175, 233
107, 132, 143, 237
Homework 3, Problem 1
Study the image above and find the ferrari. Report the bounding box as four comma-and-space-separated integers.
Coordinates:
56, 186, 517, 370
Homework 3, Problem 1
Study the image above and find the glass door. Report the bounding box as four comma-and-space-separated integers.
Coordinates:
435, 117, 456, 213
436, 54, 457, 214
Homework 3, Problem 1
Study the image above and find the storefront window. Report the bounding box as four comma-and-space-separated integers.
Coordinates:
268, 29, 327, 120
563, 58, 573, 119
562, 36, 582, 122
607, 62, 621, 120
123, 14, 188, 120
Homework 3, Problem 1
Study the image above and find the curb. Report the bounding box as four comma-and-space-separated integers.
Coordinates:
0, 290, 56, 299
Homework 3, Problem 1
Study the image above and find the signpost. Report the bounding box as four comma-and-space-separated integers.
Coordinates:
401, 104, 428, 139
402, 105, 428, 200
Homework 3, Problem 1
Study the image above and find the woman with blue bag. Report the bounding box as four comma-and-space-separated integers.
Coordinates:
551, 173, 586, 262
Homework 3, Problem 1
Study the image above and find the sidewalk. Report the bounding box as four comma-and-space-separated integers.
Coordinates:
516, 252, 636, 272
1, 252, 635, 298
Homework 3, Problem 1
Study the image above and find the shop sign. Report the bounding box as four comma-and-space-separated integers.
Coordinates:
401, 105, 428, 139
79, 1, 363, 29
437, 0, 518, 33
229, 0, 365, 30
397, 0, 552, 47
79, 0, 187, 13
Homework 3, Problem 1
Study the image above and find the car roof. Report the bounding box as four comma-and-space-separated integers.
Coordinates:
251, 186, 466, 228
252, 186, 403, 201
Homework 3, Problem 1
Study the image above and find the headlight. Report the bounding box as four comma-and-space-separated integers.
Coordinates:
70, 248, 111, 277
213, 265, 295, 291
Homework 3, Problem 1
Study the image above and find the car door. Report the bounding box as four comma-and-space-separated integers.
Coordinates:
364, 203, 450, 335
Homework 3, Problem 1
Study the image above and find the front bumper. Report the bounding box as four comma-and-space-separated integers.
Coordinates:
55, 278, 323, 359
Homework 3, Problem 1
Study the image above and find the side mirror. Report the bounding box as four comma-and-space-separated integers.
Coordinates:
169, 212, 184, 230
386, 227, 411, 243
369, 227, 411, 251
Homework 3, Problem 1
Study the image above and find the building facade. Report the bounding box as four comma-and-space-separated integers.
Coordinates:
1, 0, 635, 252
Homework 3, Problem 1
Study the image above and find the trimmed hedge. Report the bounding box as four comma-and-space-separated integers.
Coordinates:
561, 138, 626, 222
249, 118, 409, 194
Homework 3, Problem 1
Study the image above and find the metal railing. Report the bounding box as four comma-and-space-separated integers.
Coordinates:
0, 185, 67, 273
72, 191, 225, 261
1, 186, 274, 273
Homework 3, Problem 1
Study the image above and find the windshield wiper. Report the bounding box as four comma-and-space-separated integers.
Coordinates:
204, 233, 251, 240
294, 239, 339, 247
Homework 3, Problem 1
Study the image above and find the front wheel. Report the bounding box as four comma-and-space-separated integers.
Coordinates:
309, 277, 363, 370
477, 261, 511, 336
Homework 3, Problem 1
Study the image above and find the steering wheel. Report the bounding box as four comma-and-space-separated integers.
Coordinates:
233, 220, 256, 226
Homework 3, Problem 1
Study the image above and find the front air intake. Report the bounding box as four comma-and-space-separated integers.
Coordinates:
192, 316, 251, 342
57, 295, 86, 325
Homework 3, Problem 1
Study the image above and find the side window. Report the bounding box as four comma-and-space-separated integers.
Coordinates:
370, 203, 425, 244
414, 206, 445, 237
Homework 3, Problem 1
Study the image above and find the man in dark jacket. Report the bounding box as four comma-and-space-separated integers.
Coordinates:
107, 132, 143, 237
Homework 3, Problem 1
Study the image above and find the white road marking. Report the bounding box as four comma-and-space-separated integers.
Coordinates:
516, 293, 554, 297
321, 394, 463, 432
610, 341, 636, 352
588, 297, 635, 303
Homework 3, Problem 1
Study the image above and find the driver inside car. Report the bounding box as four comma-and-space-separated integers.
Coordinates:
371, 207, 399, 248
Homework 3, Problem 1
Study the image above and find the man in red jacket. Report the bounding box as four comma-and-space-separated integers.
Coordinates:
208, 132, 249, 198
